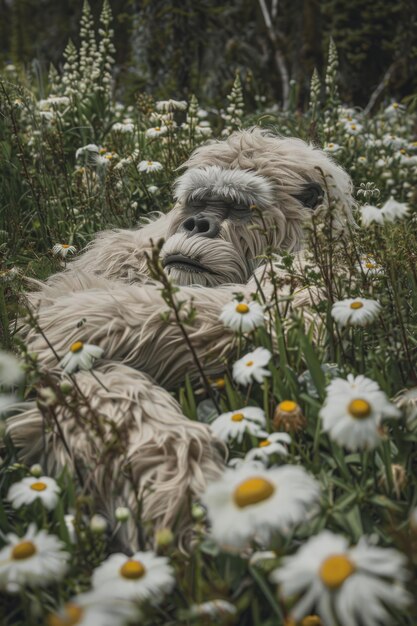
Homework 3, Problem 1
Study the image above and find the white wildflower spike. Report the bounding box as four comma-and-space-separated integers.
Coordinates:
0, 524, 69, 592
232, 347, 272, 385
209, 406, 267, 444
202, 464, 320, 550
92, 551, 175, 603
219, 299, 265, 332
331, 297, 381, 327
59, 341, 104, 374
7, 476, 60, 511
271, 530, 410, 626
320, 374, 401, 450
156, 99, 187, 112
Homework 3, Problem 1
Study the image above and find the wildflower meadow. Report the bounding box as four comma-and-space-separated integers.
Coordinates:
1, 2, 417, 625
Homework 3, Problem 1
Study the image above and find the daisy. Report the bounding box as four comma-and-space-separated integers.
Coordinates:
52, 243, 76, 258
59, 341, 104, 374
0, 524, 68, 592
360, 205, 384, 226
7, 476, 60, 511
0, 350, 24, 386
75, 143, 100, 160
145, 126, 168, 138
356, 256, 383, 276
331, 297, 381, 327
320, 374, 401, 450
209, 407, 267, 444
138, 160, 163, 173
323, 143, 342, 154
271, 530, 410, 626
201, 464, 320, 549
381, 198, 409, 222
245, 432, 291, 462
46, 592, 138, 626
273, 400, 306, 433
91, 550, 175, 603
344, 122, 363, 136
219, 300, 265, 332
233, 347, 272, 385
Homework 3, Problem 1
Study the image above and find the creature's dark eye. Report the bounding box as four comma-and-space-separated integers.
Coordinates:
295, 183, 324, 209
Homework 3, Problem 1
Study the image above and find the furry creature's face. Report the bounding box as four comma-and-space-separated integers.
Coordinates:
160, 129, 353, 287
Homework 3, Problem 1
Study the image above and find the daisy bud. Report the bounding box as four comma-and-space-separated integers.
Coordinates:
191, 503, 205, 521
60, 381, 73, 395
37, 387, 58, 407
115, 506, 130, 522
155, 527, 174, 548
90, 514, 107, 533
273, 400, 306, 433
30, 464, 43, 477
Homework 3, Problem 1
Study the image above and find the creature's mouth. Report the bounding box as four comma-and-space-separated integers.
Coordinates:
163, 253, 212, 273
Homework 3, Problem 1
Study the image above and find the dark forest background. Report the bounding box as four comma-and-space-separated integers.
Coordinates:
0, 0, 416, 109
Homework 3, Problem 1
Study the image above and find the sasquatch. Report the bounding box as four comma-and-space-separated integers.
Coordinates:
7, 128, 354, 545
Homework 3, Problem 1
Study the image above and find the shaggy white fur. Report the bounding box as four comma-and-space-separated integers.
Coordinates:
7, 128, 354, 547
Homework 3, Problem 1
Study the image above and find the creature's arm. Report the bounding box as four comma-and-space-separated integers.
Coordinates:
23, 276, 236, 389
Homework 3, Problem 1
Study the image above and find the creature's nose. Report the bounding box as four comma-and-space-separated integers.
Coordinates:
180, 212, 220, 238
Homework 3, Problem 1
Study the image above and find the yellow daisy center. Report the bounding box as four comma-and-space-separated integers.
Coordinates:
365, 262, 376, 269
233, 477, 275, 508
213, 377, 225, 389
348, 398, 371, 419
350, 301, 363, 310
120, 559, 146, 579
231, 412, 244, 422
246, 360, 254, 367
155, 127, 161, 131
351, 124, 356, 130
235, 303, 250, 314
259, 440, 271, 447
30, 481, 47, 492
319, 554, 355, 589
328, 143, 334, 148
278, 400, 297, 413
301, 617, 322, 626
11, 540, 37, 560
47, 604, 84, 626
62, 244, 70, 249
70, 341, 84, 353
147, 160, 153, 165
393, 103, 399, 109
